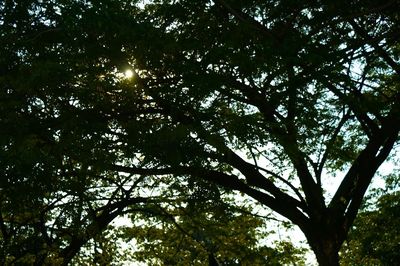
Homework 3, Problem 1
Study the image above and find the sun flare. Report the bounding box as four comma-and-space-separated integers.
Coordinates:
124, 69, 134, 79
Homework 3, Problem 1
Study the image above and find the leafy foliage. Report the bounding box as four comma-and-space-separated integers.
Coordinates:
120, 183, 306, 266
340, 176, 400, 265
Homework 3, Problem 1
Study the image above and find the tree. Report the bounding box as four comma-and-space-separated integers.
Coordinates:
120, 181, 306, 265
1, 0, 400, 265
112, 1, 400, 264
340, 175, 400, 265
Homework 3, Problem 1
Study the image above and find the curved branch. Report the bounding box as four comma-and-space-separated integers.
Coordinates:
342, 115, 400, 233
255, 164, 306, 206
109, 164, 309, 228
60, 196, 150, 265
329, 114, 400, 215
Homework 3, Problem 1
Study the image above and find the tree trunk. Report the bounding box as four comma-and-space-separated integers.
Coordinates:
300, 212, 346, 266
312, 241, 340, 266
305, 232, 343, 266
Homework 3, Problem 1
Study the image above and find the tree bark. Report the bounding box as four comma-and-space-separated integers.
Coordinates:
305, 228, 343, 266
301, 216, 343, 266
312, 241, 340, 266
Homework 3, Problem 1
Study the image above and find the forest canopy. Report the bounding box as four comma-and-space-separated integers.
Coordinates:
1, 0, 399, 265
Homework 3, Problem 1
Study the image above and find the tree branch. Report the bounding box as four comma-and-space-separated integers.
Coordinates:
348, 19, 400, 76
324, 81, 379, 137
342, 114, 400, 233
255, 164, 307, 206
110, 163, 309, 229
212, 0, 276, 41
60, 196, 150, 265
329, 115, 400, 214
317, 110, 352, 181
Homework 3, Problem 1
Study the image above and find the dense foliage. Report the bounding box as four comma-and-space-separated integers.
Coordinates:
1, 0, 399, 265
121, 197, 306, 265
341, 175, 400, 265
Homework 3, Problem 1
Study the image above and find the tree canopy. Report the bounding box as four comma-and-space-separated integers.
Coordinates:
1, 0, 400, 265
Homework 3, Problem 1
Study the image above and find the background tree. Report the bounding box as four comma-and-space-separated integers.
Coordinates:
340, 174, 400, 265
120, 179, 306, 266
1, 0, 400, 265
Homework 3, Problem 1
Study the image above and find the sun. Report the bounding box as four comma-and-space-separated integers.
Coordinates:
124, 69, 134, 79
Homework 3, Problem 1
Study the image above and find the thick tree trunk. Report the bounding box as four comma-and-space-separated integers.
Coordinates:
304, 221, 343, 266
311, 240, 340, 266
